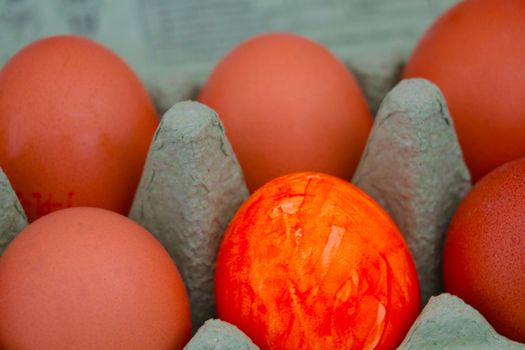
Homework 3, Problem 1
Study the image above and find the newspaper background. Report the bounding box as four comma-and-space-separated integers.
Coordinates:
0, 0, 459, 113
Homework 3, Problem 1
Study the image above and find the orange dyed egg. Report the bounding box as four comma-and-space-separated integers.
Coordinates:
198, 33, 372, 192
443, 158, 525, 342
0, 35, 159, 221
215, 172, 420, 350
0, 207, 191, 349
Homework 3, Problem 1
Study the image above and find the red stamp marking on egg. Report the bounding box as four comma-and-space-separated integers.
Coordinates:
16, 191, 75, 218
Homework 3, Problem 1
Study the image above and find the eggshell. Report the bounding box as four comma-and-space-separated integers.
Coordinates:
215, 172, 420, 350
0, 35, 159, 221
404, 0, 525, 182
198, 33, 372, 192
443, 158, 525, 343
0, 207, 191, 349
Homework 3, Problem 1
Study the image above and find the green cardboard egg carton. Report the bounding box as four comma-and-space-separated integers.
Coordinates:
2, 0, 524, 348
2, 79, 523, 348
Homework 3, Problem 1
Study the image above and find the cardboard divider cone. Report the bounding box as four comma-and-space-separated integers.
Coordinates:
0, 167, 28, 255
353, 78, 472, 304
184, 319, 259, 350
129, 101, 249, 332
398, 293, 525, 349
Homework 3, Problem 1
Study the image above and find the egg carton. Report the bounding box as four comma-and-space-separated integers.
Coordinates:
0, 72, 523, 349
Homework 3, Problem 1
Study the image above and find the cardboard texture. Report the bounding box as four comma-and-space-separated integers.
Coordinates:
346, 52, 405, 115
0, 167, 28, 255
184, 319, 259, 350
398, 293, 525, 349
129, 101, 249, 332
353, 78, 471, 304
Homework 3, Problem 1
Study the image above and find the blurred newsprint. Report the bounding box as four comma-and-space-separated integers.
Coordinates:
0, 0, 458, 111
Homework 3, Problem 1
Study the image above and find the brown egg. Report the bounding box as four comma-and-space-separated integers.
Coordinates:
0, 35, 159, 222
404, 0, 525, 182
0, 207, 191, 349
443, 158, 525, 342
198, 33, 372, 192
